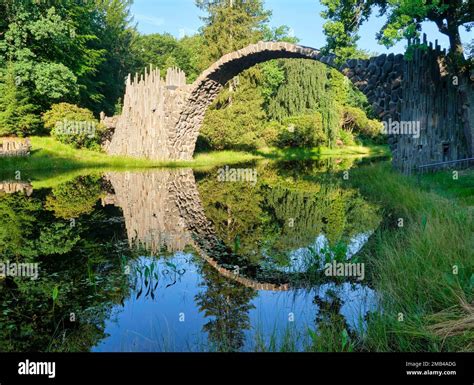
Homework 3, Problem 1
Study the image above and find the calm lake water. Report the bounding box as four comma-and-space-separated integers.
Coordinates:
0, 157, 385, 352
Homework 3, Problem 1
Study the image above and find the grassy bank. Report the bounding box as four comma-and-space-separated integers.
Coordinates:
0, 136, 262, 172
348, 164, 473, 352
0, 136, 388, 170
256, 144, 388, 160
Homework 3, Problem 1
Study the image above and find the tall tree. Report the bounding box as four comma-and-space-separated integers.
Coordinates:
0, 63, 40, 136
196, 0, 271, 66
93, 0, 137, 114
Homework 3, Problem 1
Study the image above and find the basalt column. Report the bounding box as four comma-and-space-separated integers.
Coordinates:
106, 67, 191, 160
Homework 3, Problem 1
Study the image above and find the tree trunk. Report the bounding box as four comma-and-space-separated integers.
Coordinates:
448, 25, 464, 60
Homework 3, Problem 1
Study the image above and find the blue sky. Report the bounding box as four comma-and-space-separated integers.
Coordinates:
131, 0, 472, 55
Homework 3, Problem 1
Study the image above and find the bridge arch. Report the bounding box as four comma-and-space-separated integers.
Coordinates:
169, 41, 404, 160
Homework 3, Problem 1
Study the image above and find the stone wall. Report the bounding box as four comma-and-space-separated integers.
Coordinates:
105, 170, 193, 252
393, 37, 473, 173
106, 42, 403, 161
106, 67, 191, 159
0, 181, 33, 196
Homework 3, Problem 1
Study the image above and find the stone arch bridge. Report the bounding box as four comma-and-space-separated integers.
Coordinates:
105, 39, 472, 173
103, 169, 293, 291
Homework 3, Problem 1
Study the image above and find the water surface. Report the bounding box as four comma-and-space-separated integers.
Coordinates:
0, 157, 383, 352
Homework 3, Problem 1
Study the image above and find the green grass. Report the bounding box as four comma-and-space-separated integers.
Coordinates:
255, 144, 389, 160
347, 163, 473, 352
0, 137, 386, 173
416, 168, 474, 206
0, 136, 262, 172
0, 136, 387, 186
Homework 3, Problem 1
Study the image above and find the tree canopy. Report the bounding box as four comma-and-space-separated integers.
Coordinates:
321, 0, 473, 63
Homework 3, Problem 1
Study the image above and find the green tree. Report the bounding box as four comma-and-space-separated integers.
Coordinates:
195, 262, 256, 352
93, 0, 137, 114
321, 0, 473, 64
0, 192, 41, 259
0, 63, 40, 136
267, 60, 329, 121
0, 0, 136, 118
196, 0, 271, 66
45, 175, 103, 219
131, 33, 203, 82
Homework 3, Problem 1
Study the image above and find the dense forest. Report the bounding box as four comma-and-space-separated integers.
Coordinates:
0, 0, 383, 153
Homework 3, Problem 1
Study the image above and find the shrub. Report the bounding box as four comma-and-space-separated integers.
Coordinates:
338, 129, 355, 145
276, 113, 326, 148
260, 121, 281, 146
42, 103, 106, 150
342, 106, 382, 137
365, 119, 383, 137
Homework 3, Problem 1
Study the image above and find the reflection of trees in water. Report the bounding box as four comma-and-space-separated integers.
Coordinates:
0, 176, 130, 352
314, 289, 347, 328
195, 262, 257, 352
272, 158, 356, 176
45, 175, 104, 219
310, 286, 359, 352
198, 162, 381, 268
196, 174, 267, 265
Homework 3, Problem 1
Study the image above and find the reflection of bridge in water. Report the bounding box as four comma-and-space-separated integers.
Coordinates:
103, 169, 289, 291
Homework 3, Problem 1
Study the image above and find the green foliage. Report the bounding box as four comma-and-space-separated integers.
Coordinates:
198, 173, 267, 264
43, 103, 106, 150
276, 114, 325, 148
321, 0, 472, 62
337, 129, 355, 146
341, 106, 383, 137
200, 68, 268, 151
196, 0, 271, 66
320, 0, 373, 60
32, 62, 79, 101
349, 163, 474, 352
0, 193, 41, 259
43, 103, 95, 132
45, 175, 103, 219
262, 25, 299, 44
0, 63, 40, 136
0, 185, 130, 352
37, 222, 80, 255
131, 33, 203, 81
0, 0, 136, 116
198, 164, 381, 264
260, 60, 286, 104
197, 1, 315, 152
267, 60, 328, 121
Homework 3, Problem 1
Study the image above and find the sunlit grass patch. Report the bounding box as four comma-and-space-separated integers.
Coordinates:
0, 137, 387, 174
